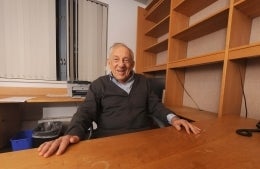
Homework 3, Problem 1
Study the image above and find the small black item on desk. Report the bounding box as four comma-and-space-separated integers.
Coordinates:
236, 121, 260, 137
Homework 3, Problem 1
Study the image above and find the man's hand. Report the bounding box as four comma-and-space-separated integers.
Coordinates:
171, 117, 201, 134
37, 135, 80, 158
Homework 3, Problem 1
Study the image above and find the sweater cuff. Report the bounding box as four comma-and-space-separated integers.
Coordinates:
65, 127, 86, 140
166, 113, 177, 124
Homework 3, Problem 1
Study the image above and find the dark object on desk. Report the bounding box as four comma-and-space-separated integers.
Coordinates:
236, 121, 260, 137
32, 121, 63, 147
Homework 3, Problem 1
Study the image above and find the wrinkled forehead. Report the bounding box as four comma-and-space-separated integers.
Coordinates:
109, 45, 134, 60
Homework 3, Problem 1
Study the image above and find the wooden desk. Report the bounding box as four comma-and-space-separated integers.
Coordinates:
0, 86, 84, 103
26, 96, 83, 103
1, 115, 259, 169
0, 87, 84, 148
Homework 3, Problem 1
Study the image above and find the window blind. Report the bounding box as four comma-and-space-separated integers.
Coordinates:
77, 0, 108, 81
0, 0, 56, 80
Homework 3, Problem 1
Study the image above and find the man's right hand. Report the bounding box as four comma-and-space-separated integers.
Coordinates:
37, 135, 80, 158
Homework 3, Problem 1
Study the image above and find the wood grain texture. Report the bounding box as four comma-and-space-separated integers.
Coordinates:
0, 115, 259, 169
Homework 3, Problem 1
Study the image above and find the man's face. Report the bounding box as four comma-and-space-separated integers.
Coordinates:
108, 46, 135, 83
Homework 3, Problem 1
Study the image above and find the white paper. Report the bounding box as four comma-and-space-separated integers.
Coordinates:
0, 97, 35, 103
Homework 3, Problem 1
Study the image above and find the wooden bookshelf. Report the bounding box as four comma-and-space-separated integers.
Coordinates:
172, 8, 229, 41
136, 0, 260, 120
136, 0, 171, 75
144, 39, 168, 53
145, 16, 170, 38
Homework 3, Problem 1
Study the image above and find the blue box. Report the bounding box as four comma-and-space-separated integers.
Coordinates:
10, 130, 32, 151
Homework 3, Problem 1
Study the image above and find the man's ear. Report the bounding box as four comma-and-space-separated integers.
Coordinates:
106, 58, 112, 72
107, 57, 111, 66
132, 60, 135, 68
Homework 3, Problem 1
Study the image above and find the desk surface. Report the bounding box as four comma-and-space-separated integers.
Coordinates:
1, 115, 259, 169
0, 95, 83, 103
0, 87, 84, 103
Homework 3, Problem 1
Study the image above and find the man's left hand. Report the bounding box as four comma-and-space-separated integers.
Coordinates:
171, 117, 201, 134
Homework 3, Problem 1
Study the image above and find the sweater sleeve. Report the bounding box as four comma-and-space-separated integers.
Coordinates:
146, 79, 176, 124
65, 82, 100, 140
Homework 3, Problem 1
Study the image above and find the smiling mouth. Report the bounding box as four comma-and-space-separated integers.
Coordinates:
117, 70, 125, 74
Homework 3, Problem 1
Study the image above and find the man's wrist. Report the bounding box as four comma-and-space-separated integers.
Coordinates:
166, 114, 179, 124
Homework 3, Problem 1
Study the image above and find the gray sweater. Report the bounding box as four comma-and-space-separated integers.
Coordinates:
66, 74, 174, 139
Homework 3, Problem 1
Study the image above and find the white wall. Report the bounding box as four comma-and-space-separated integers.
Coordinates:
99, 0, 145, 57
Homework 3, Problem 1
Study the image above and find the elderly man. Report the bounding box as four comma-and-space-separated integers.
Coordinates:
38, 43, 201, 157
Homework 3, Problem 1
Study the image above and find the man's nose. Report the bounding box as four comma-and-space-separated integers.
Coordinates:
118, 59, 125, 66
